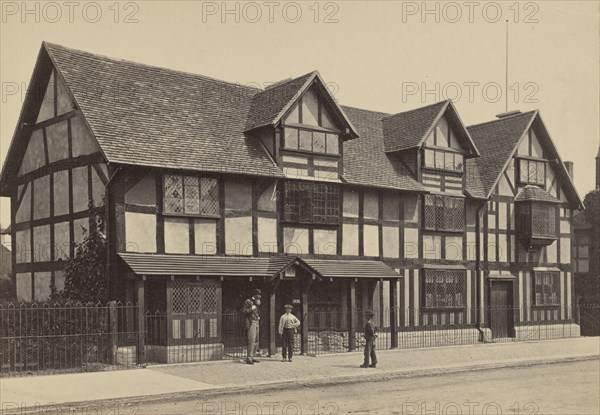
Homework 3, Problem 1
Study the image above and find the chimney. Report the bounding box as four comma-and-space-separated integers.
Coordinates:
564, 161, 574, 179
496, 110, 521, 119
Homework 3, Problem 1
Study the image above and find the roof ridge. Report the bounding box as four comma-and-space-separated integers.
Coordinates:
340, 104, 391, 117
381, 99, 449, 120
259, 71, 316, 92
43, 41, 262, 93
467, 110, 537, 130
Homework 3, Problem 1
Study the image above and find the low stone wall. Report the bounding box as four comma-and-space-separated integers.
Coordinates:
146, 343, 224, 363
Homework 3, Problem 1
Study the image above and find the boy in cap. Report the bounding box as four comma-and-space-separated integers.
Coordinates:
278, 304, 301, 362
242, 288, 262, 365
360, 310, 378, 368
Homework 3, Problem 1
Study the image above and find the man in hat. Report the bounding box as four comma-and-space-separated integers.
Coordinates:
242, 288, 262, 364
278, 304, 301, 362
360, 310, 378, 368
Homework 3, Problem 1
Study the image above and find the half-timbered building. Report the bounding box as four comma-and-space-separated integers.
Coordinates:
0, 43, 583, 362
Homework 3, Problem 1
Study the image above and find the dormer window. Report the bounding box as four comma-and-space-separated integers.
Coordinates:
283, 127, 339, 155
518, 158, 546, 186
424, 148, 464, 173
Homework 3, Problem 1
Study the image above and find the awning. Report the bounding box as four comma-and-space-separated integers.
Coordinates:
118, 253, 295, 277
299, 258, 400, 279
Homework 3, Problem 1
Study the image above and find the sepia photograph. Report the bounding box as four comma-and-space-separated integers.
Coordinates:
0, 1, 598, 414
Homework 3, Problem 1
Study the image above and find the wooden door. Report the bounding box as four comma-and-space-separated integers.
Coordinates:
490, 281, 515, 338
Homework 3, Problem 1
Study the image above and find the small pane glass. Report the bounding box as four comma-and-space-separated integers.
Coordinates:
284, 128, 299, 149
435, 151, 445, 169
299, 130, 312, 151
326, 134, 339, 154
424, 149, 435, 168
313, 131, 326, 153
454, 154, 464, 172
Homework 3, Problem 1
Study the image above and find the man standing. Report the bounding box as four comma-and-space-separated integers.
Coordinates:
360, 310, 378, 368
278, 304, 301, 362
242, 288, 262, 365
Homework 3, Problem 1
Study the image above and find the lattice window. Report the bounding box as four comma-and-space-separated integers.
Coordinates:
533, 272, 560, 306
164, 175, 184, 214
164, 174, 219, 216
284, 181, 339, 225
173, 280, 219, 314
424, 195, 437, 230
423, 270, 466, 309
423, 148, 464, 173
200, 178, 219, 215
531, 203, 556, 238
423, 195, 464, 232
282, 127, 340, 155
518, 158, 546, 186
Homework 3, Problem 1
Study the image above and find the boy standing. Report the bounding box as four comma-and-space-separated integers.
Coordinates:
360, 310, 378, 368
278, 304, 301, 362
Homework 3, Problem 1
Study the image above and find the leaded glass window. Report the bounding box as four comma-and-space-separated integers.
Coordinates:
533, 272, 560, 306
423, 195, 464, 232
164, 174, 219, 216
424, 270, 466, 309
283, 181, 339, 224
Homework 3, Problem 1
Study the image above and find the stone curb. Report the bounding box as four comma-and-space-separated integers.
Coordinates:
7, 354, 598, 414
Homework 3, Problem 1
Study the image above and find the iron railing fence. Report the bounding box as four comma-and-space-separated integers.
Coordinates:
0, 301, 140, 378
306, 305, 591, 356
2, 303, 597, 374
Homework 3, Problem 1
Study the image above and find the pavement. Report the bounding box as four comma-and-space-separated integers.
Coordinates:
1, 337, 598, 413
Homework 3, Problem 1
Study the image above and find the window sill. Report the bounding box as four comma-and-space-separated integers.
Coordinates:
162, 213, 220, 220
281, 148, 340, 158
531, 304, 560, 309
422, 167, 464, 175
421, 307, 466, 313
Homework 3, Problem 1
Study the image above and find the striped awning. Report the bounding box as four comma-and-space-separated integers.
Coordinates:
299, 259, 400, 279
118, 253, 295, 277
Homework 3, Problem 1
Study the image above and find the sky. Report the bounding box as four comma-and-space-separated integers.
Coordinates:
1, 0, 599, 228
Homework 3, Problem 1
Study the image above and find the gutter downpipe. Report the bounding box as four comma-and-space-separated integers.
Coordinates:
105, 166, 121, 300
474, 200, 486, 342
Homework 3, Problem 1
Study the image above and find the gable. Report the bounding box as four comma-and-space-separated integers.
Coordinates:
17, 68, 100, 178
424, 113, 466, 151
282, 83, 345, 132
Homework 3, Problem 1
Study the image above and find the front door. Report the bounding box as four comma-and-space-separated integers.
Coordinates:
490, 281, 515, 338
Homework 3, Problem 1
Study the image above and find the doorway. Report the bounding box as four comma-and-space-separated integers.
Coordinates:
490, 280, 515, 338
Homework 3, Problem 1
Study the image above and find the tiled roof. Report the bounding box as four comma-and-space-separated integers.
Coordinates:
44, 42, 283, 178
300, 258, 400, 279
119, 253, 295, 277
245, 72, 315, 131
465, 111, 537, 198
341, 106, 423, 191
382, 100, 449, 152
514, 185, 561, 203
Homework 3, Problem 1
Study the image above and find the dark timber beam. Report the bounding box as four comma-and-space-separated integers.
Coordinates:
390, 278, 398, 348
269, 276, 281, 357
349, 278, 357, 351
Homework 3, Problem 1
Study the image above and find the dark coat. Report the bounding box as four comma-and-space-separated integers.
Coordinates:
241, 298, 260, 330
